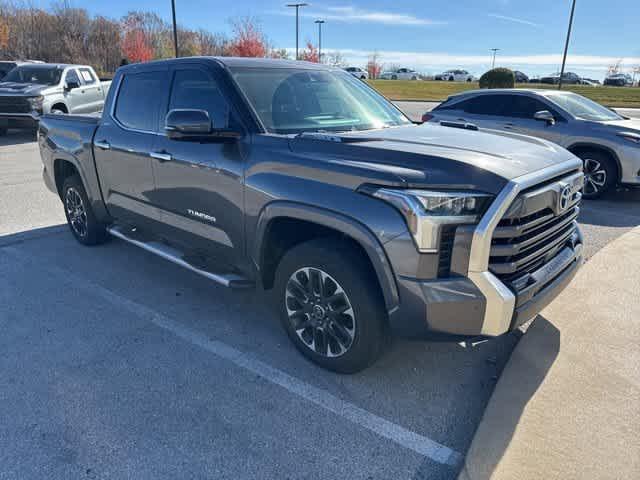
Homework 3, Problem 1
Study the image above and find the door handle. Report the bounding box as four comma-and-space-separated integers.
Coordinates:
150, 151, 172, 162
95, 139, 110, 150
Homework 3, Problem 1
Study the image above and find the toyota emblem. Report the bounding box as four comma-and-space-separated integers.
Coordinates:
558, 185, 573, 212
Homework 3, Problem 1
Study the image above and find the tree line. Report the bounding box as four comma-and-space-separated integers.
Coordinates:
0, 1, 384, 78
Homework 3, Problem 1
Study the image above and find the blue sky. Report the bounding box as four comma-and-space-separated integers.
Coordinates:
43, 0, 640, 79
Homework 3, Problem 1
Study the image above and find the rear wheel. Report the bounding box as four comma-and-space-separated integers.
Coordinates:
576, 150, 617, 198
62, 175, 109, 245
274, 239, 388, 373
391, 75, 398, 80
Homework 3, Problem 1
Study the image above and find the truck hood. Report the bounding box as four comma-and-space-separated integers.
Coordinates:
0, 82, 51, 96
290, 123, 575, 188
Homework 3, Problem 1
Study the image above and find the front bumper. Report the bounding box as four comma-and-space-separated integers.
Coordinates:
0, 112, 40, 130
386, 158, 584, 338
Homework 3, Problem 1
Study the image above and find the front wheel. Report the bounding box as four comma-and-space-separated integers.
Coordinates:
62, 175, 109, 245
577, 151, 617, 198
274, 239, 388, 373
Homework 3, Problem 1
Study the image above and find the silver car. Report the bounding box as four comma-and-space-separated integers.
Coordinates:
426, 89, 640, 197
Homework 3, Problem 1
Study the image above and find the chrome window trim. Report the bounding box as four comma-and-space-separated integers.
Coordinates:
468, 157, 582, 336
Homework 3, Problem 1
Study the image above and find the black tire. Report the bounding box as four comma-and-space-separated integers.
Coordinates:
448, 76, 454, 81
274, 238, 388, 373
391, 75, 398, 80
576, 150, 617, 199
62, 175, 109, 245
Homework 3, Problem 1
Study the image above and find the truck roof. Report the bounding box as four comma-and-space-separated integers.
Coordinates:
119, 56, 336, 72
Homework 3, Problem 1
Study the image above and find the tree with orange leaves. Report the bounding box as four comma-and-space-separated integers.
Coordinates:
228, 17, 267, 58
121, 29, 153, 63
299, 41, 319, 63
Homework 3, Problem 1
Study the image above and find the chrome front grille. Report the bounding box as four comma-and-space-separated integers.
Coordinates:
489, 171, 583, 287
0, 96, 31, 113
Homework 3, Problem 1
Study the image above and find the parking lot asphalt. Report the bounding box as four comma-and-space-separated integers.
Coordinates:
1, 129, 639, 479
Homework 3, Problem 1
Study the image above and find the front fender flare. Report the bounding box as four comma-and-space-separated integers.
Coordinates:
253, 201, 400, 315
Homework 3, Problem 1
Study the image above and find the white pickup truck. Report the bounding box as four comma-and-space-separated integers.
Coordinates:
0, 63, 111, 135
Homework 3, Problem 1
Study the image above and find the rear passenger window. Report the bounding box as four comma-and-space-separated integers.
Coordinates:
114, 72, 164, 132
502, 95, 550, 118
463, 95, 507, 115
169, 69, 230, 129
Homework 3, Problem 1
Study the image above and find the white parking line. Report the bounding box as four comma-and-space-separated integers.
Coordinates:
6, 246, 463, 468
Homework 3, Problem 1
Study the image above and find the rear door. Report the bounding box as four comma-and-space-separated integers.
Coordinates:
149, 63, 247, 265
93, 65, 169, 229
433, 94, 508, 130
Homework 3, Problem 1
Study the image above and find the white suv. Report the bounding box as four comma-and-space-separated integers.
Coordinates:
379, 68, 420, 80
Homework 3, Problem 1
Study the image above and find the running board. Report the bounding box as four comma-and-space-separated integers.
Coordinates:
107, 225, 254, 289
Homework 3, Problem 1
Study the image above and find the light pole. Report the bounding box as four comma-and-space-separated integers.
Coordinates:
315, 20, 325, 63
490, 48, 500, 69
286, 3, 309, 60
558, 0, 577, 90
171, 0, 178, 57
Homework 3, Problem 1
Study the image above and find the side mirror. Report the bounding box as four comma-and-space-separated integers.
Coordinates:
534, 110, 556, 125
65, 81, 80, 91
165, 108, 241, 141
165, 109, 211, 138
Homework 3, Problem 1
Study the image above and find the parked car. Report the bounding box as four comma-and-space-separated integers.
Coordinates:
0, 63, 111, 135
39, 57, 584, 372
604, 73, 633, 87
379, 68, 419, 80
514, 71, 529, 83
344, 66, 369, 80
0, 59, 43, 80
435, 69, 474, 82
425, 88, 640, 197
539, 72, 581, 85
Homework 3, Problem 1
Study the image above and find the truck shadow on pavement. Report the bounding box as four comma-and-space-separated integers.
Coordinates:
460, 316, 560, 480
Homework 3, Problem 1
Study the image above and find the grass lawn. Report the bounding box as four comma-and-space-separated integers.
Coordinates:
367, 80, 640, 108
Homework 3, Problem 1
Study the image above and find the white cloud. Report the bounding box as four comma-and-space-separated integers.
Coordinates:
274, 6, 444, 26
488, 13, 540, 28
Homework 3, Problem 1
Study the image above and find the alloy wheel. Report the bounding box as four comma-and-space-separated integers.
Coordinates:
583, 158, 607, 196
65, 187, 87, 238
285, 267, 356, 358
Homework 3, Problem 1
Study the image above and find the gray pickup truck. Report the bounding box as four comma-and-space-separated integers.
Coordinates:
39, 57, 584, 372
0, 63, 110, 134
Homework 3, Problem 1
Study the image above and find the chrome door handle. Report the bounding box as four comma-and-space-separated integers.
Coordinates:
150, 151, 172, 162
95, 140, 110, 150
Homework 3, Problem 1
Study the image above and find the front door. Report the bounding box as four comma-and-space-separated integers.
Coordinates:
150, 63, 247, 266
63, 68, 88, 113
498, 94, 569, 145
93, 65, 169, 229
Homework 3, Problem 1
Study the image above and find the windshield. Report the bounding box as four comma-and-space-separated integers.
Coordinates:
546, 92, 622, 121
2, 66, 62, 85
230, 67, 411, 134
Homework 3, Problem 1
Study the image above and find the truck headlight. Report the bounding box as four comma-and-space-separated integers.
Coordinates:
365, 188, 493, 252
27, 95, 44, 112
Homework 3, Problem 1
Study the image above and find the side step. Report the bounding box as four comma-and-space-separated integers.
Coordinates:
107, 225, 254, 289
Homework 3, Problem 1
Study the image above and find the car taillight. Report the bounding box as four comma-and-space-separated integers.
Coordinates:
421, 113, 434, 122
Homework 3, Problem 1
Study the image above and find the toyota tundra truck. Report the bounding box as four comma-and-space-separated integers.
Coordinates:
38, 57, 584, 373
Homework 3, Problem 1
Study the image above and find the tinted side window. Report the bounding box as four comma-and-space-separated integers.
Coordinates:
65, 69, 80, 85
463, 95, 507, 115
169, 69, 229, 129
501, 95, 550, 118
114, 72, 164, 132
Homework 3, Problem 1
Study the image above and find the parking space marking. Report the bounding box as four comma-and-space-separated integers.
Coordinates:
5, 246, 463, 468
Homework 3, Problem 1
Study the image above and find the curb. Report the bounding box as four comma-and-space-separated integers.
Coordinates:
459, 226, 640, 480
